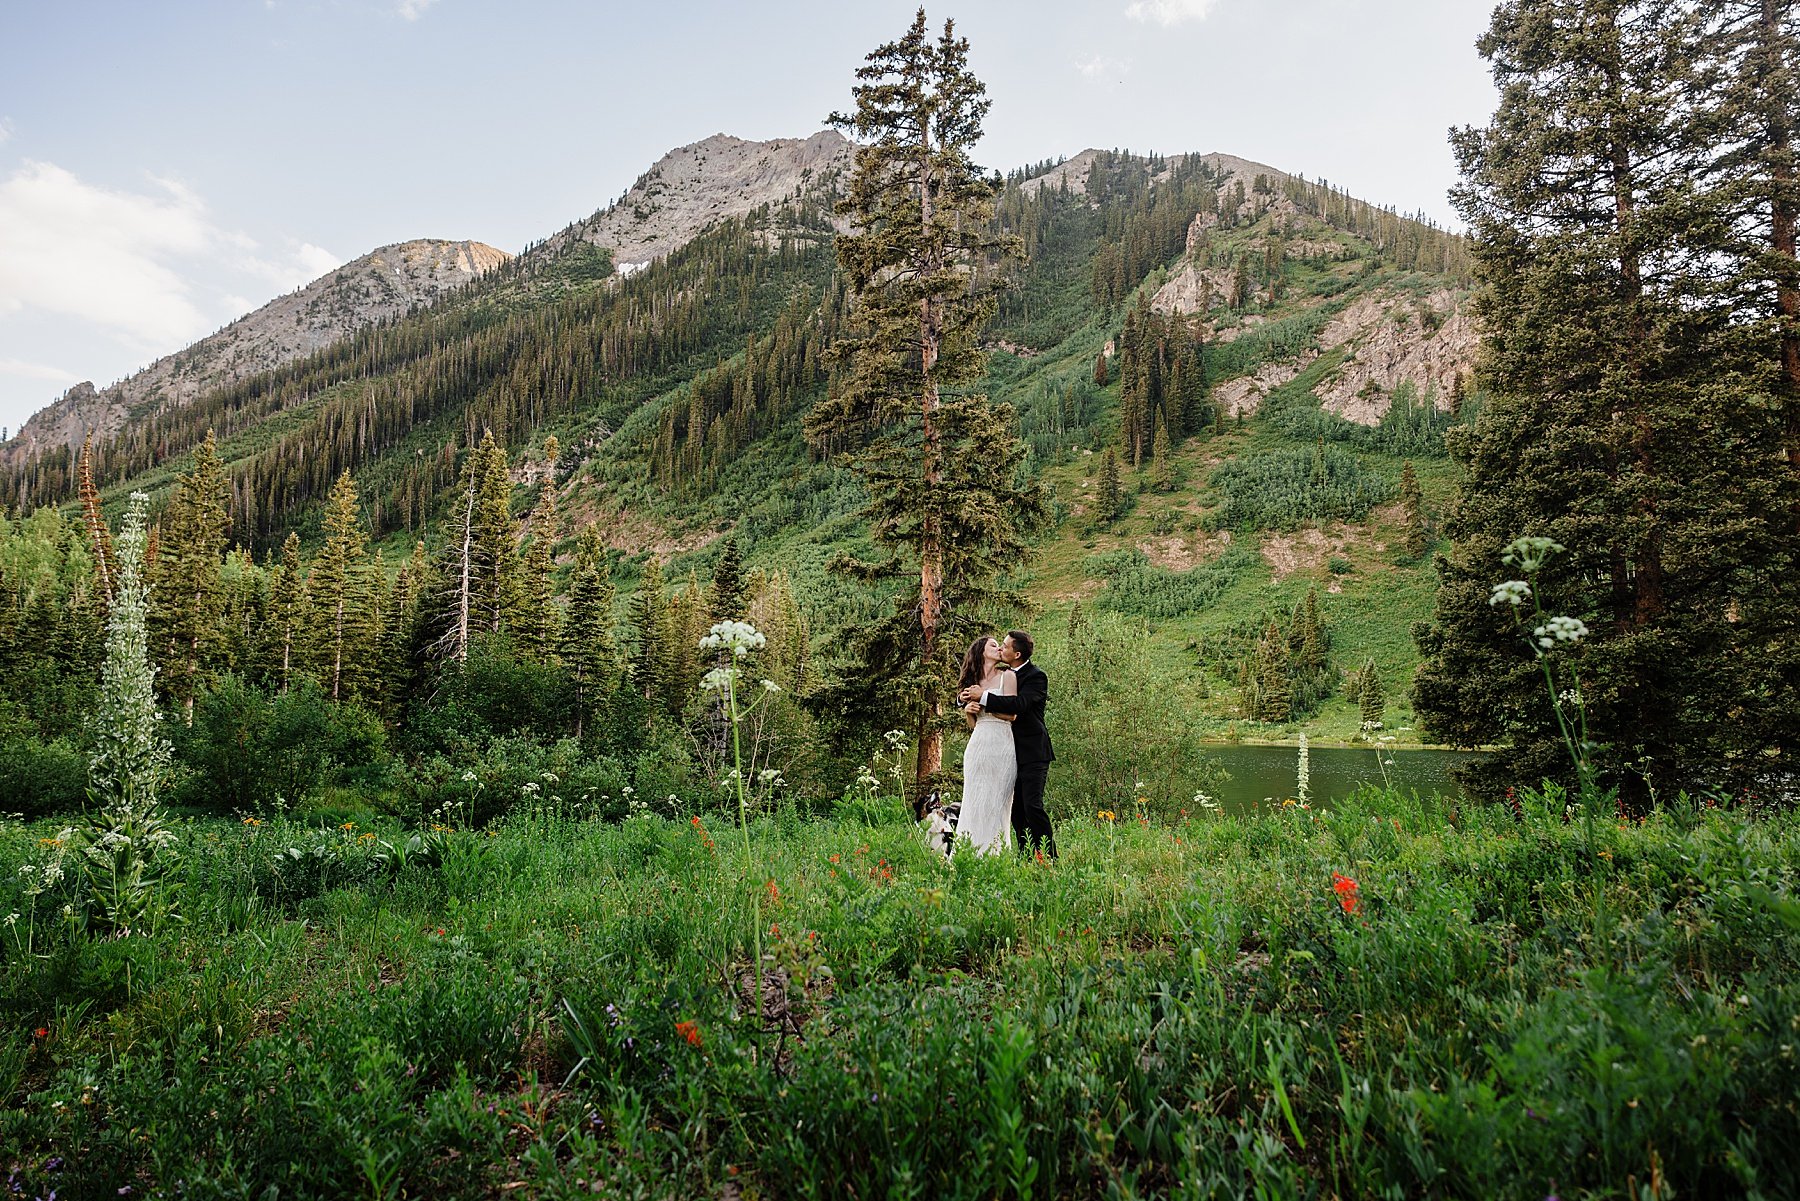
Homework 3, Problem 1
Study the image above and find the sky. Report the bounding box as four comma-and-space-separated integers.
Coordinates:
0, 0, 1499, 437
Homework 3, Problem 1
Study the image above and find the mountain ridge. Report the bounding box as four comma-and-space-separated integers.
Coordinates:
6, 237, 510, 463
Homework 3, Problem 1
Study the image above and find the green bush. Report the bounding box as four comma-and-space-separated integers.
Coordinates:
0, 735, 86, 816
1084, 544, 1255, 618
172, 676, 390, 814
1209, 444, 1395, 530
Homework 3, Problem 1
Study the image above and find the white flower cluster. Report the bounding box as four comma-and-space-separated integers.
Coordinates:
1501, 535, 1565, 574
1534, 615, 1589, 650
699, 620, 766, 658
1489, 579, 1532, 607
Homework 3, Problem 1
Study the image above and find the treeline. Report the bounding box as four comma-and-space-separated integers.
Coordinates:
1111, 293, 1215, 466
1, 431, 824, 815
7, 204, 840, 548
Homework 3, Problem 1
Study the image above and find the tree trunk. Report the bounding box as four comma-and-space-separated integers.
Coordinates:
456, 476, 475, 663
915, 125, 944, 792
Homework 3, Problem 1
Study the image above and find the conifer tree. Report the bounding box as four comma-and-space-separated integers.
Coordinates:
562, 525, 619, 737
1249, 620, 1291, 722
1096, 448, 1123, 522
150, 431, 229, 724
628, 557, 668, 705
1151, 416, 1173, 491
1399, 460, 1429, 559
813, 8, 1041, 789
514, 467, 560, 664
1357, 658, 1386, 730
269, 532, 303, 692
1094, 350, 1109, 387
312, 470, 372, 702
1414, 0, 1795, 801
470, 433, 518, 638
710, 537, 747, 621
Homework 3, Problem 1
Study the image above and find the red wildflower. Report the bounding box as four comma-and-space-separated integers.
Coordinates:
33, 1027, 48, 1039
675, 1019, 703, 1047
1332, 872, 1361, 916
766, 880, 780, 904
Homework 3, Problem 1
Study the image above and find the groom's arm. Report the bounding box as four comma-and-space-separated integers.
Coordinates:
984, 670, 1044, 718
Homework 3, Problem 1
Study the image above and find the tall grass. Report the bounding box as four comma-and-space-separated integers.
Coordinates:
3, 790, 1797, 1198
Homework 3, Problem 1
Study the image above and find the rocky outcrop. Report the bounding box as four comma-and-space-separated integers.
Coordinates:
542, 131, 853, 271
6, 238, 509, 459
1314, 289, 1476, 422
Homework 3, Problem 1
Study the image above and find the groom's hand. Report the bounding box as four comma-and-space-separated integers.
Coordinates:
958, 685, 981, 704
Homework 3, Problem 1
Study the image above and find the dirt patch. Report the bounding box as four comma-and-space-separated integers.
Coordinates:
1259, 523, 1366, 581
1137, 529, 1233, 571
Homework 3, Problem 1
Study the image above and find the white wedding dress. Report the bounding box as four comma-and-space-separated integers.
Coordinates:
959, 709, 1018, 856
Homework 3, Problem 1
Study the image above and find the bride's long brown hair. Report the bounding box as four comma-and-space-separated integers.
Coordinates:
958, 636, 1000, 693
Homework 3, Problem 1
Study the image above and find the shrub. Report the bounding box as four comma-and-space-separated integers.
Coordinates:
1208, 445, 1394, 530
0, 736, 86, 816
1084, 545, 1255, 618
173, 676, 389, 813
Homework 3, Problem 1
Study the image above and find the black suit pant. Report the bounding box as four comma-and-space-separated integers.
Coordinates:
1011, 762, 1056, 858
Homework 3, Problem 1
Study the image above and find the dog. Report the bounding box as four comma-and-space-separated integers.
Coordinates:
919, 794, 961, 859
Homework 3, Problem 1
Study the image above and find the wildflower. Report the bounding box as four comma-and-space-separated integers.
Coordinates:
1098, 810, 1116, 822
1533, 615, 1589, 650
883, 729, 908, 748
1500, 535, 1564, 573
675, 1019, 703, 1047
1488, 579, 1532, 607
34, 1026, 48, 1039
760, 679, 781, 693
698, 620, 766, 658
766, 880, 780, 903
700, 666, 739, 694
241, 817, 261, 827
37, 836, 63, 847
828, 853, 840, 864
1332, 872, 1361, 916
340, 822, 356, 831
770, 923, 780, 936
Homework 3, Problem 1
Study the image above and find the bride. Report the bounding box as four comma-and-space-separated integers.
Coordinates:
955, 635, 1017, 856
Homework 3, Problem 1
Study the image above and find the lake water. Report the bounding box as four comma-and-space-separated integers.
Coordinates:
1200, 743, 1485, 813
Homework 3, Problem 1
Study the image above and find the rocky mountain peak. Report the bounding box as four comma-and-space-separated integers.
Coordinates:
541, 130, 853, 272
6, 238, 509, 461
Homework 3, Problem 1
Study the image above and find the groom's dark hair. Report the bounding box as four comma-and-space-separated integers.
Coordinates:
1006, 630, 1034, 661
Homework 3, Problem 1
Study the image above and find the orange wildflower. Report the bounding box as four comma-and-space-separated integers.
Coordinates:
1332, 872, 1361, 916
675, 1019, 702, 1047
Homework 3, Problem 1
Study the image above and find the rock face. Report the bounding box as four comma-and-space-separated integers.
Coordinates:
1314, 289, 1477, 422
8, 239, 509, 459
542, 131, 854, 272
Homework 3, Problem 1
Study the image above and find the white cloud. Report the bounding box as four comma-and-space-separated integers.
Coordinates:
0, 357, 81, 386
0, 161, 344, 354
396, 0, 439, 20
1075, 55, 1130, 79
1125, 0, 1219, 25
0, 118, 13, 146
0, 161, 217, 349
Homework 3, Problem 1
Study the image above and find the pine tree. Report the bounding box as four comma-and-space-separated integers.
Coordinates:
470, 433, 518, 638
1096, 448, 1122, 521
1249, 620, 1291, 723
150, 430, 229, 724
628, 557, 668, 704
1399, 460, 1429, 559
514, 472, 560, 663
1357, 658, 1386, 730
711, 537, 748, 621
813, 8, 1041, 791
269, 533, 303, 692
1414, 0, 1795, 803
1151, 416, 1173, 491
1094, 350, 1109, 387
562, 525, 619, 737
311, 470, 372, 702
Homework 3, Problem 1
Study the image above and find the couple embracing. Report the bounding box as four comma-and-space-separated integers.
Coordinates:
951, 629, 1056, 860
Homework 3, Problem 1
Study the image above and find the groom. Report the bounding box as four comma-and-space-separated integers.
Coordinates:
960, 630, 1056, 859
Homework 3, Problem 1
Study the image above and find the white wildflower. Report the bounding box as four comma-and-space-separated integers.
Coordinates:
1534, 615, 1589, 649
1500, 536, 1564, 573
1489, 579, 1532, 608
698, 620, 766, 658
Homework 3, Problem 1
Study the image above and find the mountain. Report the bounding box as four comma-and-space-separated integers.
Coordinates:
539, 131, 853, 272
2, 134, 1478, 740
6, 238, 510, 462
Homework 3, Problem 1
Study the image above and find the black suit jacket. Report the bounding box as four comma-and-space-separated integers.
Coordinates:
984, 662, 1054, 766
